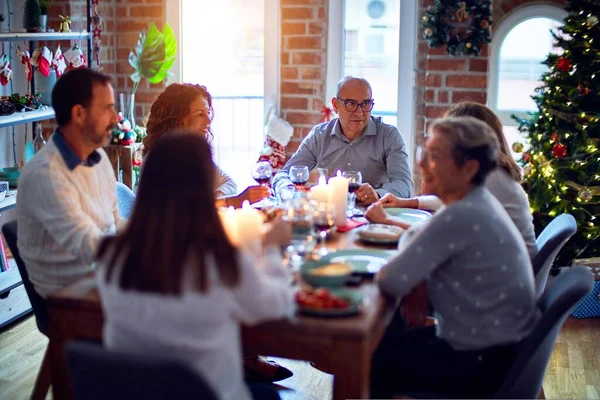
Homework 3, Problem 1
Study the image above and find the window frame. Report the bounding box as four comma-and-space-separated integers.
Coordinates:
164, 0, 281, 118
326, 0, 419, 167
488, 5, 567, 126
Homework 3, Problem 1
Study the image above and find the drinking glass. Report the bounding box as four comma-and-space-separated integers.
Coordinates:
289, 165, 309, 191
313, 202, 336, 257
251, 161, 273, 186
343, 171, 362, 217
282, 195, 315, 267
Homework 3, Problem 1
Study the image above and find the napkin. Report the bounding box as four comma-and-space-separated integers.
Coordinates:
337, 218, 368, 233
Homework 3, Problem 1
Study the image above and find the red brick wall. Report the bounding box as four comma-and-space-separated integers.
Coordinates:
413, 0, 567, 192
279, 0, 328, 156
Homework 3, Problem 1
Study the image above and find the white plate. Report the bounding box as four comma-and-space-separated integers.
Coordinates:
384, 208, 432, 223
357, 223, 404, 244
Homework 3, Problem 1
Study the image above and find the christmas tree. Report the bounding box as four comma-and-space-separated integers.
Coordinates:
514, 0, 600, 268
23, 0, 41, 32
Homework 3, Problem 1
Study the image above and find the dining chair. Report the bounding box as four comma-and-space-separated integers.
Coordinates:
2, 220, 51, 400
65, 340, 219, 400
115, 181, 136, 219
394, 266, 593, 399
532, 213, 577, 298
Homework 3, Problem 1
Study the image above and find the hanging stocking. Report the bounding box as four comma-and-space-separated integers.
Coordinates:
17, 46, 33, 82
258, 136, 287, 172
64, 45, 87, 70
52, 46, 67, 77
38, 46, 52, 77
0, 55, 12, 86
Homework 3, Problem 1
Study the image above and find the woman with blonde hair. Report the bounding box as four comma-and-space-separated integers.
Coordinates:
366, 101, 537, 259
143, 83, 270, 207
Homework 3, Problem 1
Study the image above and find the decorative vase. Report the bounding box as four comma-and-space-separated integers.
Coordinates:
119, 93, 136, 129
40, 14, 47, 32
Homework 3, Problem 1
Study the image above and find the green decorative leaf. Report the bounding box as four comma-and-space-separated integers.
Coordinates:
129, 22, 178, 93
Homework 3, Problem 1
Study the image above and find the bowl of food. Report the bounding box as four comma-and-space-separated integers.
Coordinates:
295, 287, 362, 317
300, 260, 352, 287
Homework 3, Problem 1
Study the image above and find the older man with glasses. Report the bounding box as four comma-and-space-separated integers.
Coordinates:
273, 76, 413, 204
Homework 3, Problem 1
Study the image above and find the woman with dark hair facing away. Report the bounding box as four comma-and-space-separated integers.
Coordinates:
367, 101, 537, 259
370, 117, 538, 398
96, 133, 291, 400
143, 83, 270, 208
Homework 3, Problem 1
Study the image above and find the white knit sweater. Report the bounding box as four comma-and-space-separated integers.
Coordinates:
17, 138, 118, 298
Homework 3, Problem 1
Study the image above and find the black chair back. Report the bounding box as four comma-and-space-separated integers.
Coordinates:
494, 266, 594, 399
532, 214, 577, 297
65, 340, 219, 400
2, 220, 48, 335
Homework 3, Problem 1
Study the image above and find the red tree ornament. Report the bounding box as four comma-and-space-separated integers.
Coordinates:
551, 132, 559, 142
556, 57, 572, 73
552, 143, 567, 158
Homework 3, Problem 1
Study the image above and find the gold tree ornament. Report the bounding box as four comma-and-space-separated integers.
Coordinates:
424, 28, 433, 36
455, 2, 468, 22
579, 188, 593, 202
423, 15, 430, 22
523, 164, 536, 177
58, 15, 71, 32
512, 142, 524, 153
586, 15, 598, 27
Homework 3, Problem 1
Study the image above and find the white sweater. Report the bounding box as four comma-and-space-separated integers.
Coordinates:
416, 169, 537, 260
97, 246, 292, 400
16, 137, 118, 298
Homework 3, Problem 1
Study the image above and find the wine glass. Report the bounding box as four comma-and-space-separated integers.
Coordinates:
343, 171, 362, 217
251, 161, 273, 186
313, 202, 336, 257
290, 165, 309, 191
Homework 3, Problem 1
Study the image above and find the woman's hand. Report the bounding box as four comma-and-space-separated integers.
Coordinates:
263, 216, 292, 247
365, 202, 389, 224
239, 185, 271, 205
378, 194, 418, 209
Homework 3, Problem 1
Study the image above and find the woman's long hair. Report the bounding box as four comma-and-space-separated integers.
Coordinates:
98, 132, 239, 295
445, 101, 522, 182
143, 83, 215, 157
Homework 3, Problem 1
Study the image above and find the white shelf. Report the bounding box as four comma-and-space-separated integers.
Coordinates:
0, 108, 55, 128
0, 31, 91, 42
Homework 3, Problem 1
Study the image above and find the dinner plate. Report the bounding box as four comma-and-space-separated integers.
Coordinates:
384, 208, 432, 223
319, 249, 396, 275
296, 288, 362, 317
357, 223, 404, 245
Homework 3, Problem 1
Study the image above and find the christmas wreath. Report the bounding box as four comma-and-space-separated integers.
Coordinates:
422, 0, 493, 56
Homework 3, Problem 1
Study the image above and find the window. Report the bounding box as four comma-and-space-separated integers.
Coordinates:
489, 6, 567, 158
166, 0, 279, 189
327, 0, 418, 166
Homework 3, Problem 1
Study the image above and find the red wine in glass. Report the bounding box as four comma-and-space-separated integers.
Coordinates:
254, 176, 271, 186
348, 182, 360, 194
292, 179, 308, 191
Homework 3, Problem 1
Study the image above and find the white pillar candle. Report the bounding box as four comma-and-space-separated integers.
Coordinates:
328, 170, 349, 227
235, 200, 264, 255
310, 176, 331, 204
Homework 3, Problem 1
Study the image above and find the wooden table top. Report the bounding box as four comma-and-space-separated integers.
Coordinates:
48, 222, 397, 339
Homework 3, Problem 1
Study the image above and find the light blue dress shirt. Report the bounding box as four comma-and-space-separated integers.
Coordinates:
272, 116, 413, 198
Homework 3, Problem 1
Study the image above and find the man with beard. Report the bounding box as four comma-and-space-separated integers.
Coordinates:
17, 68, 120, 298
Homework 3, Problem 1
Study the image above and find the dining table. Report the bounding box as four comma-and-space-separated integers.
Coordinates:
46, 221, 399, 400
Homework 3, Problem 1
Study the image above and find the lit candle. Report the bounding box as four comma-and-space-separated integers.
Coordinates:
328, 170, 349, 227
310, 176, 331, 204
235, 200, 264, 254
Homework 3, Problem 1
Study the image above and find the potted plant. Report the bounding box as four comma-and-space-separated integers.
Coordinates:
39, 0, 51, 32
23, 0, 41, 32
125, 22, 176, 128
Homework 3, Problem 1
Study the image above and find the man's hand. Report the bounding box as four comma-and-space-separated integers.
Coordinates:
400, 281, 430, 329
356, 183, 378, 205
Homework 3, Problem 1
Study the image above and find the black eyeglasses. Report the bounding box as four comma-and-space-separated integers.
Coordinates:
335, 97, 375, 113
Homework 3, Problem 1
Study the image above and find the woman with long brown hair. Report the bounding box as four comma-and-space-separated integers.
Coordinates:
96, 133, 291, 400
367, 101, 537, 259
143, 83, 270, 207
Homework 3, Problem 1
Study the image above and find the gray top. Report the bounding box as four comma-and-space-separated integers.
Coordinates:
378, 186, 538, 351
272, 116, 413, 198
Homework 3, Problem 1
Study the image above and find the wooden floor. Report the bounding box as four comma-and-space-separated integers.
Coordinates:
0, 315, 598, 400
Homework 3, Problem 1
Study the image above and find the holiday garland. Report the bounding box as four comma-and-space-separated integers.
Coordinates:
422, 0, 493, 56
